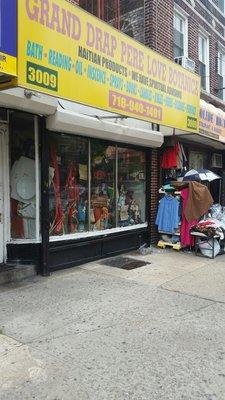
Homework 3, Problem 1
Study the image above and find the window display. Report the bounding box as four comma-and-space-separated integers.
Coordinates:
49, 134, 147, 237
91, 142, 116, 231
118, 148, 146, 226
49, 134, 88, 236
10, 113, 36, 239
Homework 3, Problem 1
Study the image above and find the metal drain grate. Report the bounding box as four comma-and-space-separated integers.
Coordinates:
101, 256, 150, 270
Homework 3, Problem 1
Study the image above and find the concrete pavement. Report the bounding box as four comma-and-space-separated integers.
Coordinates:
1, 249, 225, 399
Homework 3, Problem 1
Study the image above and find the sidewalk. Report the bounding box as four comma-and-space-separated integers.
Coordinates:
1, 249, 225, 400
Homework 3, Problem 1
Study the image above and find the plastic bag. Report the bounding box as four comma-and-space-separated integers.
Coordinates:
199, 239, 220, 258
138, 243, 152, 255
211, 204, 222, 220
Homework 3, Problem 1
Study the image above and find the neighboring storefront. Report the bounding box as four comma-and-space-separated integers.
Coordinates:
155, 101, 225, 258
159, 100, 225, 204
0, 0, 200, 273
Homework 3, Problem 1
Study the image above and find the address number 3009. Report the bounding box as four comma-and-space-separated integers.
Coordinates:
26, 62, 58, 92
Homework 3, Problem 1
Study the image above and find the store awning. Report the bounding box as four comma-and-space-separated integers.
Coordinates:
175, 132, 225, 150
46, 107, 163, 148
0, 88, 163, 147
0, 87, 58, 115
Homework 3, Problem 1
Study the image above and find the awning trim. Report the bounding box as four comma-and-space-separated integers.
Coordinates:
47, 107, 164, 148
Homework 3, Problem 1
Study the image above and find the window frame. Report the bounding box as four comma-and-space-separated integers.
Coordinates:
198, 30, 210, 93
173, 6, 188, 59
217, 45, 225, 100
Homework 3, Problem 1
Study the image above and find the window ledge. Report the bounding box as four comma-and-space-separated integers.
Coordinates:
50, 223, 148, 242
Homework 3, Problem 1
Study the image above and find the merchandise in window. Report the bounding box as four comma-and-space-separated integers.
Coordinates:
49, 134, 147, 237
118, 148, 146, 226
91, 142, 116, 231
49, 134, 88, 236
10, 113, 36, 239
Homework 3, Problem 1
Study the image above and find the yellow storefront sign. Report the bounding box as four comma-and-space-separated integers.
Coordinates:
17, 0, 200, 132
0, 52, 17, 77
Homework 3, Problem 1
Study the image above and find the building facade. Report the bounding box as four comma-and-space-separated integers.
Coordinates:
0, 0, 166, 273
77, 0, 225, 214
0, 0, 221, 275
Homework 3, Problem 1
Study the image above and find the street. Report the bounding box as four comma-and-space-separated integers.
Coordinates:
1, 250, 225, 400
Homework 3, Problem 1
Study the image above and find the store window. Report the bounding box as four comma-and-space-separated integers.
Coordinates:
189, 151, 207, 169
118, 148, 146, 226
173, 10, 188, 58
49, 134, 89, 236
199, 32, 210, 92
49, 134, 147, 237
10, 113, 37, 239
217, 49, 225, 100
91, 142, 116, 231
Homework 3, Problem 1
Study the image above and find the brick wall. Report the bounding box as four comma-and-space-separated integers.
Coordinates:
120, 4, 145, 43
150, 149, 159, 243
144, 0, 174, 59
175, 0, 225, 110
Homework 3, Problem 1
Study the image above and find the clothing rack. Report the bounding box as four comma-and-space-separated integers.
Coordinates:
156, 189, 182, 251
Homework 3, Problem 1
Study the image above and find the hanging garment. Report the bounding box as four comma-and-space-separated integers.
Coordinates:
180, 188, 198, 247
172, 181, 213, 222
176, 143, 187, 170
155, 195, 180, 233
180, 143, 187, 164
161, 146, 178, 169
176, 143, 184, 170
185, 181, 213, 222
11, 199, 24, 238
50, 146, 64, 235
65, 162, 79, 233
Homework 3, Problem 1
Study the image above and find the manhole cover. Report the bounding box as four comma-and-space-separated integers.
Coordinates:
101, 256, 150, 270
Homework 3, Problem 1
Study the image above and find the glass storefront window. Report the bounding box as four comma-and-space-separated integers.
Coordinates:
49, 134, 147, 237
91, 142, 116, 231
118, 148, 146, 227
49, 134, 88, 236
10, 113, 36, 239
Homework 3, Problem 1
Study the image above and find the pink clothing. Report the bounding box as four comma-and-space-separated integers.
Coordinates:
181, 188, 198, 247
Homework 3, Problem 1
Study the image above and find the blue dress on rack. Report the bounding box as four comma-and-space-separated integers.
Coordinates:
155, 195, 180, 233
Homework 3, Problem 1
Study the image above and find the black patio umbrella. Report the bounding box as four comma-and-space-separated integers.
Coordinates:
183, 169, 221, 182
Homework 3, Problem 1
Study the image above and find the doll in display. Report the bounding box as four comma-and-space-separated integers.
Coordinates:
130, 199, 141, 224
118, 185, 130, 225
99, 182, 108, 196
77, 201, 86, 232
100, 206, 109, 230
118, 185, 126, 208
